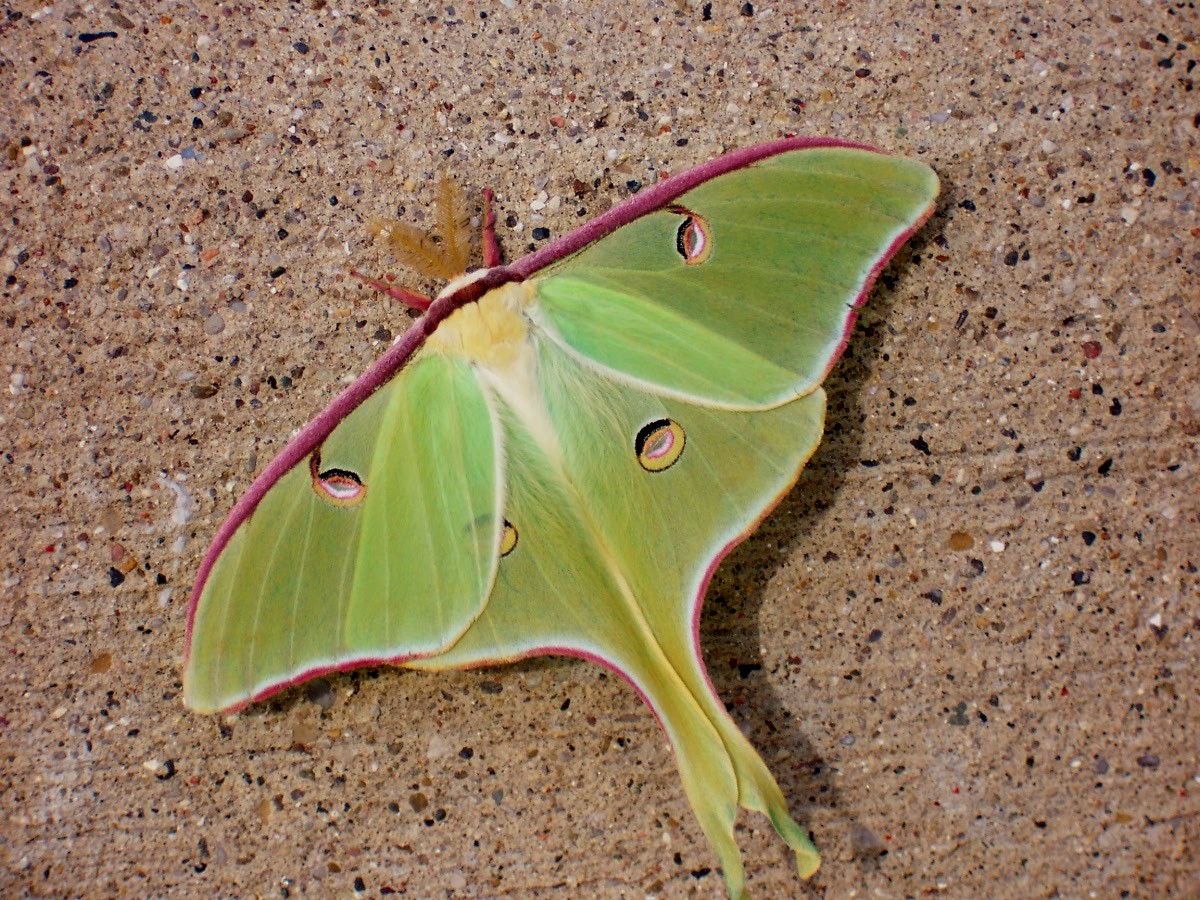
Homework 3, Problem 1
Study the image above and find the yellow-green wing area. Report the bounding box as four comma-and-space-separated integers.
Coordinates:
184, 352, 500, 713
414, 333, 827, 898
532, 147, 939, 408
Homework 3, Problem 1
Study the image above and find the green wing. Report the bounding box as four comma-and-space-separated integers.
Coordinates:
532, 147, 938, 407
414, 333, 828, 896
184, 351, 501, 713
413, 147, 938, 895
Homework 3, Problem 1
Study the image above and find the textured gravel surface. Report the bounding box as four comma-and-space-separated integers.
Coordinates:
2, 2, 1196, 896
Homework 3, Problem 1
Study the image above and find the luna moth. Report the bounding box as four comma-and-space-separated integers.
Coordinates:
183, 137, 939, 897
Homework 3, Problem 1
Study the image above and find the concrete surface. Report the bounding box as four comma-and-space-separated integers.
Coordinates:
1, 1, 1196, 896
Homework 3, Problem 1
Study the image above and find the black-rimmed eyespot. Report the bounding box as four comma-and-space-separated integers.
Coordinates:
671, 209, 712, 265
635, 419, 686, 472
310, 453, 366, 507
499, 519, 518, 556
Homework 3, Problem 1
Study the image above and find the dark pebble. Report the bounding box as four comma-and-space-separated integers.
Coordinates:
305, 679, 336, 710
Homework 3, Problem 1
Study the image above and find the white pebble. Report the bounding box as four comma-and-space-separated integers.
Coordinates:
158, 474, 197, 526
426, 734, 452, 759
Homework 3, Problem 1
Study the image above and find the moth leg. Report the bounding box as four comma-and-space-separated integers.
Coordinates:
348, 269, 432, 312
481, 188, 501, 268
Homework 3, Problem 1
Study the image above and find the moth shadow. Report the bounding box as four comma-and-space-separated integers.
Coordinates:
699, 251, 928, 883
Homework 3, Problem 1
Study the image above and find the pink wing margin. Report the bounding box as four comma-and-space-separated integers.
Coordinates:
183, 136, 936, 681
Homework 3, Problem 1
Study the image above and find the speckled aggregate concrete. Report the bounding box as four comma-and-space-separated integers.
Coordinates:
2, 2, 1197, 897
